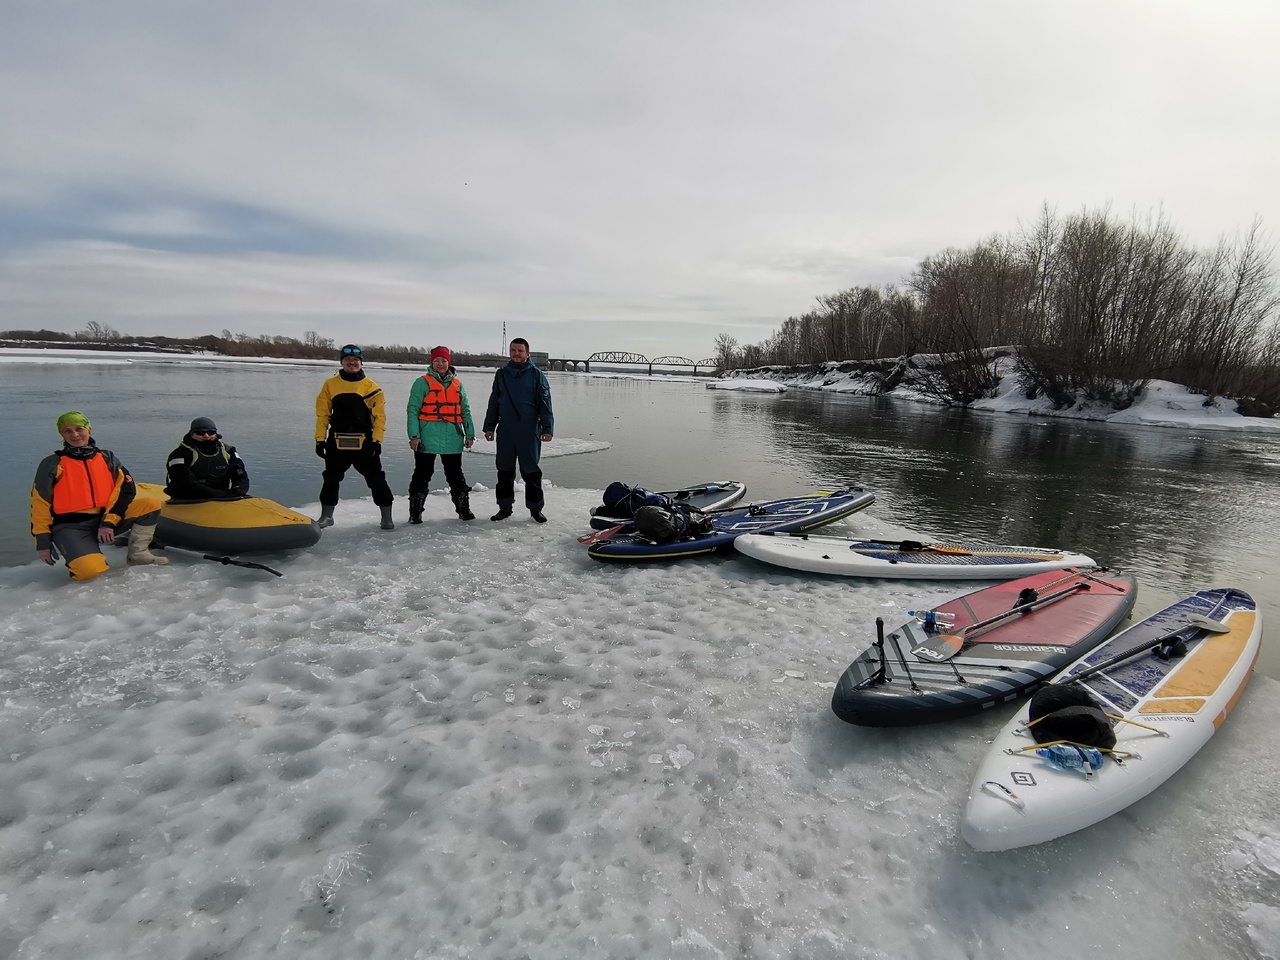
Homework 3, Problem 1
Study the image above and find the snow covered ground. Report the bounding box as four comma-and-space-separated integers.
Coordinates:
1, 486, 1278, 959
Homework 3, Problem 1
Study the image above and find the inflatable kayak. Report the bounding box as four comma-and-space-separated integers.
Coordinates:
961, 587, 1261, 852
586, 490, 875, 563
830, 568, 1137, 726
138, 482, 321, 554
733, 533, 1095, 579
588, 480, 747, 530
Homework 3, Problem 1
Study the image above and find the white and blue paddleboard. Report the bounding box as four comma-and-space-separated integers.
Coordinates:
733, 533, 1095, 580
961, 588, 1261, 852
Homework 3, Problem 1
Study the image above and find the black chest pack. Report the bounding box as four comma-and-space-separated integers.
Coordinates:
186, 441, 233, 479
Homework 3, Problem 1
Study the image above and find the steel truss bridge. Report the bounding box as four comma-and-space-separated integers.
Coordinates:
545, 351, 719, 375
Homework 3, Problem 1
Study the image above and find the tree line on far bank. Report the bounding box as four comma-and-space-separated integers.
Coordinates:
0, 326, 507, 367
714, 205, 1280, 418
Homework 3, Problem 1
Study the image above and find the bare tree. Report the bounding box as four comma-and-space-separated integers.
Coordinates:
304, 330, 336, 350
713, 333, 739, 372
76, 321, 121, 342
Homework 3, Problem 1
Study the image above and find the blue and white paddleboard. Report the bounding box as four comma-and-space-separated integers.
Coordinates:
588, 480, 747, 530
586, 490, 875, 563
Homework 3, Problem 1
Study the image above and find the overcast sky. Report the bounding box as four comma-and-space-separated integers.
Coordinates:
2, 1, 1277, 361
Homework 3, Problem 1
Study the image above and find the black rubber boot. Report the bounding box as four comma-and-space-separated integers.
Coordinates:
380, 505, 395, 530
318, 505, 335, 529
453, 490, 475, 521
409, 490, 427, 524
491, 508, 513, 521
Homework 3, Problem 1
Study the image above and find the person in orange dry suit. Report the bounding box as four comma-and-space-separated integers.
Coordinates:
30, 411, 168, 580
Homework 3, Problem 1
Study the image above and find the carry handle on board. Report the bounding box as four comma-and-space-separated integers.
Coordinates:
1061, 612, 1230, 685
910, 580, 1092, 663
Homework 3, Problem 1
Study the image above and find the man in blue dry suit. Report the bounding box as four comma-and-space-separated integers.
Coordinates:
483, 337, 554, 522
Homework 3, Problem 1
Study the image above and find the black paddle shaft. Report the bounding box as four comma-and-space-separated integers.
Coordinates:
1066, 614, 1230, 685
155, 543, 284, 577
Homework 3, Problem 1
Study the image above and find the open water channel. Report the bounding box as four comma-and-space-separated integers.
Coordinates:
4, 353, 1279, 678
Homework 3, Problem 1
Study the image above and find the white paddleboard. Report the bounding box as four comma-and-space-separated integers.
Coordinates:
960, 588, 1261, 852
734, 532, 1094, 580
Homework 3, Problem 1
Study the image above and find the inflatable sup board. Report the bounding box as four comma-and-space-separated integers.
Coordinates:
586, 490, 875, 563
588, 480, 747, 530
831, 568, 1137, 726
140, 482, 322, 554
733, 533, 1095, 579
961, 587, 1261, 851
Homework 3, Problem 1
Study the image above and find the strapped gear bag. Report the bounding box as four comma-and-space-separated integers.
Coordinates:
632, 504, 714, 543
601, 482, 671, 518
1025, 681, 1117, 750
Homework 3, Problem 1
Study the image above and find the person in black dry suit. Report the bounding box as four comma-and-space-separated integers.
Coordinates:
164, 416, 250, 500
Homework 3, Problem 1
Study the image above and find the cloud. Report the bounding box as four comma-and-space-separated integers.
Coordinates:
2, 1, 1278, 358
93, 206, 225, 239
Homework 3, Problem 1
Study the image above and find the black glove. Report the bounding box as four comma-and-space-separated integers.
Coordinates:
368, 440, 382, 456
315, 441, 327, 458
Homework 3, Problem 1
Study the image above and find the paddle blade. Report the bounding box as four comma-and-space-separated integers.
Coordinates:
578, 524, 626, 545
911, 631, 964, 663
1188, 613, 1231, 633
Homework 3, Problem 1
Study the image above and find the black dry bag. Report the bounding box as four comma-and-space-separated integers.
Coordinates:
633, 505, 713, 543
1026, 681, 1117, 750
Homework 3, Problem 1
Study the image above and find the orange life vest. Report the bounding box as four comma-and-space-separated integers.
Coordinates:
418, 376, 463, 423
51, 451, 117, 515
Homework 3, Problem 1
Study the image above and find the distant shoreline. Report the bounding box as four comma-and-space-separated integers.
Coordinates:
6, 347, 1280, 433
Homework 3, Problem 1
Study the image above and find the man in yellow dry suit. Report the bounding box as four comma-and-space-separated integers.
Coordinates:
314, 344, 395, 530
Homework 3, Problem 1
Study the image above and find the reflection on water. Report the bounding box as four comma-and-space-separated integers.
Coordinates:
4, 360, 1279, 677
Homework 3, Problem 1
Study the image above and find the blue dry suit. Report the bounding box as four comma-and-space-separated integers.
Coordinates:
483, 360, 554, 512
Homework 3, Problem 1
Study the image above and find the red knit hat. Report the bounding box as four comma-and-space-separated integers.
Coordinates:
430, 346, 451, 364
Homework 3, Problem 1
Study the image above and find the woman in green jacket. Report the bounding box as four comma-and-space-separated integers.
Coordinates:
406, 346, 476, 522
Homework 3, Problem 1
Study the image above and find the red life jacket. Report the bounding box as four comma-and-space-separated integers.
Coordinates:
51, 451, 117, 514
418, 376, 463, 424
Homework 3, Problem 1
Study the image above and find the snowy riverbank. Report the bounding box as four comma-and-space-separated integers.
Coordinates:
730, 356, 1280, 433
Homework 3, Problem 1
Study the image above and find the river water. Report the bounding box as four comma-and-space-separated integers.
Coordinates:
5, 354, 1279, 678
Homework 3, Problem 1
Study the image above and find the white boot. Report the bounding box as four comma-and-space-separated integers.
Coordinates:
127, 524, 170, 566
